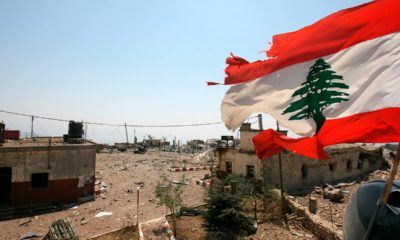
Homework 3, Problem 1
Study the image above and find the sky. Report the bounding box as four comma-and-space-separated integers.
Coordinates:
0, 0, 371, 144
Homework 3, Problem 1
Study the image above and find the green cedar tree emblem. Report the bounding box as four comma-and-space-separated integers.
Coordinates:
282, 58, 349, 133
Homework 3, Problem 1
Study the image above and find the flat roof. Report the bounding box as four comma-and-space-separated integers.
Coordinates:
326, 143, 381, 151
0, 137, 97, 148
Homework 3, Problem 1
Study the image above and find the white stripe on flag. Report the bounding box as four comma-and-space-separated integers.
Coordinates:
221, 32, 400, 136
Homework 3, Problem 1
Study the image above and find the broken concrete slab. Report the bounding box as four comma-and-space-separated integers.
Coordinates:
19, 231, 42, 240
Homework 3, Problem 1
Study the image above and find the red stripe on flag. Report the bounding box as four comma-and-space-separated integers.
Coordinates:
225, 0, 400, 85
253, 130, 328, 159
318, 108, 400, 146
207, 82, 220, 86
253, 107, 400, 160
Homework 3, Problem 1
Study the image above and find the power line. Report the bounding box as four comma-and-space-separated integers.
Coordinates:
0, 109, 229, 128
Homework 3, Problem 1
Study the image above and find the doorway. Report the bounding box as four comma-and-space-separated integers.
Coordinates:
0, 167, 12, 204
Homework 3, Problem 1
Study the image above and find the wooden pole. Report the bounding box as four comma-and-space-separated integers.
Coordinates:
328, 202, 335, 231
136, 186, 140, 226
363, 144, 400, 240
383, 144, 400, 203
276, 121, 288, 225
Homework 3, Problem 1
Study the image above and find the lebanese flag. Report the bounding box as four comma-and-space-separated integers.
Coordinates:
220, 0, 400, 159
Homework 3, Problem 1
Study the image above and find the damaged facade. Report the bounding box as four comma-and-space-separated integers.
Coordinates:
216, 123, 384, 192
0, 122, 97, 206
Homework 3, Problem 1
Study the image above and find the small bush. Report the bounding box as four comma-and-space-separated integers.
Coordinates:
203, 182, 255, 240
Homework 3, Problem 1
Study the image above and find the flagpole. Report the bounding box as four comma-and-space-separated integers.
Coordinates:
276, 121, 288, 226
363, 144, 400, 240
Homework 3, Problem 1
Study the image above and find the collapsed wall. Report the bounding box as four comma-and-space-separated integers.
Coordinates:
262, 144, 384, 193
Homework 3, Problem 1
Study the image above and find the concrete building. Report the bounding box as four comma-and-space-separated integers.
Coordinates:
216, 124, 264, 179
0, 137, 97, 206
143, 139, 162, 148
187, 139, 205, 148
216, 123, 384, 192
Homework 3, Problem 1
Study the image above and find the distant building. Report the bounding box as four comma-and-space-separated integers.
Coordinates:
114, 142, 135, 151
143, 139, 162, 148
0, 122, 97, 206
187, 139, 205, 150
216, 123, 384, 192
205, 138, 220, 148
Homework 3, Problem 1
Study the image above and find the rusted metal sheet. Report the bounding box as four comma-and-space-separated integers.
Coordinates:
5, 130, 20, 140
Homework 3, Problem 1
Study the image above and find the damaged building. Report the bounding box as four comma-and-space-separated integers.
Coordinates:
0, 122, 97, 207
216, 123, 384, 192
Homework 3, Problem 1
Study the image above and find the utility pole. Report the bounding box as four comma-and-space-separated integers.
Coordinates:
276, 121, 288, 226
124, 123, 129, 149
31, 116, 34, 139
136, 186, 140, 226
258, 114, 263, 130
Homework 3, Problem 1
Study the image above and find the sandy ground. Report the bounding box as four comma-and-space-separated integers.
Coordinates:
140, 215, 318, 240
0, 150, 209, 240
3, 148, 392, 239
245, 222, 317, 240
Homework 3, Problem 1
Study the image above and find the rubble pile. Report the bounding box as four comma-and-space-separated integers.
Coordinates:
293, 168, 390, 237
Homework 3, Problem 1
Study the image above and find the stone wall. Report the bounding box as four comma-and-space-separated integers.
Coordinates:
284, 192, 343, 240
262, 145, 383, 192
217, 143, 384, 192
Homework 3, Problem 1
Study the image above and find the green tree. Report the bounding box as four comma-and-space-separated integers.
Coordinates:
155, 175, 186, 237
282, 58, 349, 132
203, 181, 254, 240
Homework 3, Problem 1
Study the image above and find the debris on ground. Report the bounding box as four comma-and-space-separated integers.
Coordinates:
43, 218, 78, 240
135, 181, 145, 188
170, 179, 189, 185
295, 168, 392, 237
19, 231, 42, 240
94, 212, 113, 218
80, 218, 89, 225
179, 207, 202, 216
18, 218, 32, 227
323, 186, 344, 203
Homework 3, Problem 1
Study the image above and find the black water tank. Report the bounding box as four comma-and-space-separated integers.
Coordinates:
68, 121, 83, 139
0, 123, 4, 143
344, 180, 400, 240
